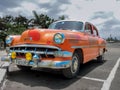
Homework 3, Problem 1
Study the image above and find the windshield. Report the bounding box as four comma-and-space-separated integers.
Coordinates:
49, 21, 83, 31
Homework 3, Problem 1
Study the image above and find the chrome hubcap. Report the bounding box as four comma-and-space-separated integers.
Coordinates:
71, 56, 78, 73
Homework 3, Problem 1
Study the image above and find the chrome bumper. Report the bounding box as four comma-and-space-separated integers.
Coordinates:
1, 56, 71, 69
2, 45, 73, 69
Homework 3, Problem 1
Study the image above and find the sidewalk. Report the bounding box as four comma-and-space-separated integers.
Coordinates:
0, 50, 9, 87
0, 62, 7, 87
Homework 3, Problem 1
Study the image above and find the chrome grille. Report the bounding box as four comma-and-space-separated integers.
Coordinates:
9, 44, 60, 58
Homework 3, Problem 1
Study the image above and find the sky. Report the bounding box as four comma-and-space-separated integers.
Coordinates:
0, 0, 120, 39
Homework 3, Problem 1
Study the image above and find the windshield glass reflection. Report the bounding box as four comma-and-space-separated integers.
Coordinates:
49, 21, 83, 31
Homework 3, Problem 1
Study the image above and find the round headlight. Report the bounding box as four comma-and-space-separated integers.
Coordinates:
6, 36, 13, 45
53, 33, 65, 44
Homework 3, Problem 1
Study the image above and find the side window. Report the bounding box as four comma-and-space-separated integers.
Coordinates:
92, 25, 99, 36
93, 30, 97, 36
85, 23, 93, 35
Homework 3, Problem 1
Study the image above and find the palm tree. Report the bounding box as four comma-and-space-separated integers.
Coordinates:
32, 10, 54, 28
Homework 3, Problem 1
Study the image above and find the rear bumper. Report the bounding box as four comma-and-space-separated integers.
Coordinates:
1, 56, 71, 69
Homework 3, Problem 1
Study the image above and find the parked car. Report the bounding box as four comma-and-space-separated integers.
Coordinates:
1, 20, 107, 78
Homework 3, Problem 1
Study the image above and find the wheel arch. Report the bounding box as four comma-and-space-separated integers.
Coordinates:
103, 48, 107, 53
73, 48, 84, 64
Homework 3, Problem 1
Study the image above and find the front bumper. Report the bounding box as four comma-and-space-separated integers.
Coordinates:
1, 55, 72, 69
2, 45, 73, 69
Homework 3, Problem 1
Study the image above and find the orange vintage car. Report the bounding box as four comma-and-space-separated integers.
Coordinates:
1, 20, 107, 78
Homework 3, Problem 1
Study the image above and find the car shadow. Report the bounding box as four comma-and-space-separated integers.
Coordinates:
7, 59, 107, 90
79, 60, 107, 76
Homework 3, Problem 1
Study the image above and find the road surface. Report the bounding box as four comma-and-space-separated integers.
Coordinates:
0, 43, 120, 90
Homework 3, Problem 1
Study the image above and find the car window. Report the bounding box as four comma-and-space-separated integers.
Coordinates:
92, 25, 99, 36
93, 30, 97, 36
49, 21, 83, 31
85, 23, 93, 35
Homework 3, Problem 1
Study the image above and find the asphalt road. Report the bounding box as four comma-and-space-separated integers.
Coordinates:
0, 43, 120, 90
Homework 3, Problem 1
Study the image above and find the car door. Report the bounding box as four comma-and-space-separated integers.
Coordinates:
84, 22, 98, 62
91, 24, 99, 57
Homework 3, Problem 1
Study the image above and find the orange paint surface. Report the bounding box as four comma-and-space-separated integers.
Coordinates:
9, 21, 106, 63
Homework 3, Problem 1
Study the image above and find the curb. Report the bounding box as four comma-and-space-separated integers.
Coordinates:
0, 68, 7, 87
0, 61, 10, 88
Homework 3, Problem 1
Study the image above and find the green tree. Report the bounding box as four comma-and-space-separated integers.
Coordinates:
32, 10, 54, 28
0, 21, 6, 30
14, 15, 28, 27
58, 15, 66, 20
0, 13, 67, 35
114, 37, 118, 42
0, 30, 7, 47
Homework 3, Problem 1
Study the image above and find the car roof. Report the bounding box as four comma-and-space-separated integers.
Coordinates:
54, 20, 93, 25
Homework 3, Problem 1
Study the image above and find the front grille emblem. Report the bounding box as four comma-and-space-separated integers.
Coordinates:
24, 37, 32, 41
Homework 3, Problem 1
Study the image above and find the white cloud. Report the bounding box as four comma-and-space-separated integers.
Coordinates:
61, 0, 120, 38
114, 12, 120, 20
7, 7, 21, 12
59, 4, 68, 11
38, 0, 51, 4
91, 18, 109, 25
0, 12, 3, 17
0, 0, 120, 38
64, 0, 120, 21
6, 1, 40, 17
20, 2, 40, 17
112, 25, 120, 28
21, 2, 39, 11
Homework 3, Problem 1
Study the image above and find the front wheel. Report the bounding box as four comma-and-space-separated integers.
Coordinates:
62, 52, 81, 79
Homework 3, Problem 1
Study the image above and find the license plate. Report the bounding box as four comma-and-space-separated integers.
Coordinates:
16, 59, 28, 66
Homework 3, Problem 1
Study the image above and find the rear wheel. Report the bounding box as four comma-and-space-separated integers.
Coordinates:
97, 54, 104, 63
62, 51, 82, 79
97, 49, 105, 63
17, 65, 32, 71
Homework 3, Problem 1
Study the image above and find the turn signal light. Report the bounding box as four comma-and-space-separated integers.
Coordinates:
25, 52, 32, 61
11, 52, 16, 59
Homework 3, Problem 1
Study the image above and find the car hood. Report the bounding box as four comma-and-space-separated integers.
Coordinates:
13, 28, 81, 46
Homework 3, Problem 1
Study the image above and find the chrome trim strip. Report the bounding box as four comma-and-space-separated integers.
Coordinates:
71, 46, 89, 48
15, 59, 71, 69
10, 50, 54, 55
62, 51, 72, 57
9, 50, 72, 57
72, 44, 105, 48
10, 44, 61, 50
